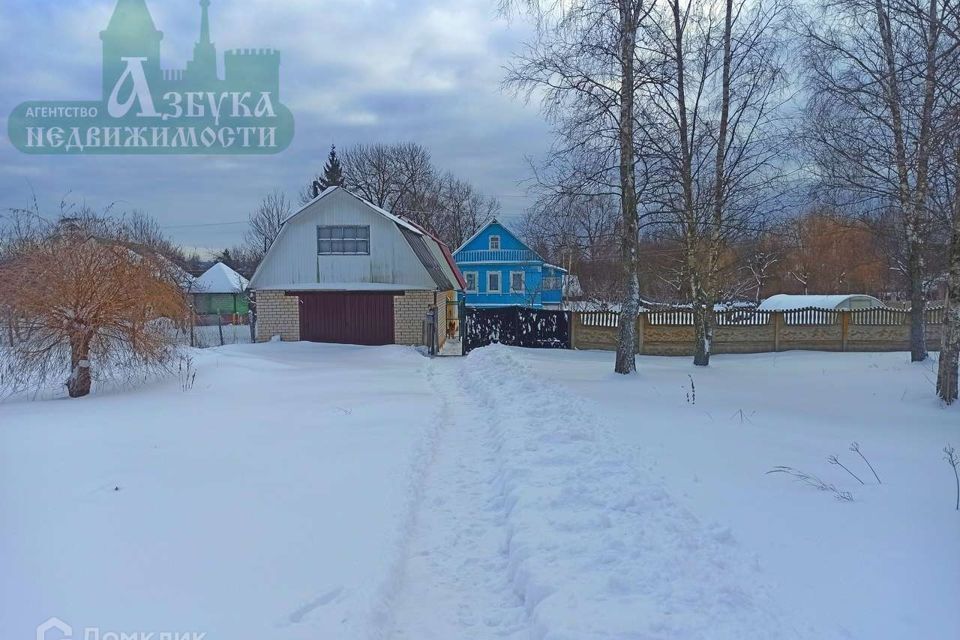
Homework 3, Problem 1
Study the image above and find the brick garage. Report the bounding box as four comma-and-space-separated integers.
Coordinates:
248, 187, 465, 348
256, 289, 446, 347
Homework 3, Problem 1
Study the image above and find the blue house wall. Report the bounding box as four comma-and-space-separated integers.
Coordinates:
454, 220, 565, 308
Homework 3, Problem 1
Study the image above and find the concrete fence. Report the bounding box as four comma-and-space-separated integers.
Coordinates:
572, 306, 945, 355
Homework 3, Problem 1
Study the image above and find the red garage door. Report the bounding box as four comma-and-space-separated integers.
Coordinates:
297, 292, 396, 345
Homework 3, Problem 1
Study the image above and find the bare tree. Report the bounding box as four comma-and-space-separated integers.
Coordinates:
245, 190, 291, 259
801, 0, 960, 362
503, 0, 652, 374
0, 216, 189, 398
638, 0, 791, 365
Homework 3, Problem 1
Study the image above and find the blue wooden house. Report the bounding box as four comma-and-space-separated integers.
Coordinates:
453, 219, 567, 308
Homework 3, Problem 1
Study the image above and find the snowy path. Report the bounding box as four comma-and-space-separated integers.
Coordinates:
388, 360, 530, 639
387, 346, 824, 640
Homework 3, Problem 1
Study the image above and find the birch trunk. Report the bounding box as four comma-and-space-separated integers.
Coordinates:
694, 0, 734, 368
937, 231, 960, 403
937, 155, 960, 403
874, 0, 932, 362
615, 1, 642, 375
692, 299, 713, 366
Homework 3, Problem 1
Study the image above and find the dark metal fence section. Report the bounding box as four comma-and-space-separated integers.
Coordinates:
462, 306, 572, 355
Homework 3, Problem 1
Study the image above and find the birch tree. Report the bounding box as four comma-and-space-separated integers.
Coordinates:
937, 146, 960, 402
638, 0, 790, 365
801, 0, 960, 362
504, 0, 652, 374
935, 3, 960, 401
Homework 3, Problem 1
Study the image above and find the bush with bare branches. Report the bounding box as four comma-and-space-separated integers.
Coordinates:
0, 219, 189, 398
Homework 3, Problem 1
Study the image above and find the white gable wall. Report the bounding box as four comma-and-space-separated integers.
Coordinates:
251, 189, 437, 291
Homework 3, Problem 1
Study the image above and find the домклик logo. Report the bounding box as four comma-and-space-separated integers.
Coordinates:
8, 0, 295, 155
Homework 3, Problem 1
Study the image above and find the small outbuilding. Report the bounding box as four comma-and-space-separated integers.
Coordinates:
249, 186, 463, 347
191, 262, 250, 317
758, 294, 884, 311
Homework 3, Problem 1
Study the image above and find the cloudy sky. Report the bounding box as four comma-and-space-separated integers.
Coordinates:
0, 0, 552, 251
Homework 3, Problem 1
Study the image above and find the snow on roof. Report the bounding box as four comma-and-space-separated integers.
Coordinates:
757, 294, 883, 311
194, 262, 249, 294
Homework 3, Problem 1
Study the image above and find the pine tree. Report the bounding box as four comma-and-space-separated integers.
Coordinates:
313, 145, 345, 196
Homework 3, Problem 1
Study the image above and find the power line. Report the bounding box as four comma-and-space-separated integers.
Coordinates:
161, 220, 248, 230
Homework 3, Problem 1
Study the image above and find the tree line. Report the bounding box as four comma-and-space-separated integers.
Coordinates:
501, 0, 960, 399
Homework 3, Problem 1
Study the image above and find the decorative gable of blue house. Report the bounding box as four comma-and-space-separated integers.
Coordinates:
454, 219, 566, 308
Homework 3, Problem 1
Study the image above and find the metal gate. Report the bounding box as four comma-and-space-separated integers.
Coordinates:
297, 292, 395, 345
462, 306, 571, 355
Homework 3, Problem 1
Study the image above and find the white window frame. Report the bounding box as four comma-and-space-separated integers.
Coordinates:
317, 225, 370, 255
509, 270, 525, 293
487, 271, 502, 294
488, 235, 501, 250
464, 271, 479, 293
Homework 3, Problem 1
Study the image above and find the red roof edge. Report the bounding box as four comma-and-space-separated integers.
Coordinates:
400, 218, 467, 291
439, 241, 468, 290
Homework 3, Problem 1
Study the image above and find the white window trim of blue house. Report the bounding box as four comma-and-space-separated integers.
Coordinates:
489, 235, 501, 250
487, 271, 502, 293
464, 271, 479, 293
510, 270, 525, 293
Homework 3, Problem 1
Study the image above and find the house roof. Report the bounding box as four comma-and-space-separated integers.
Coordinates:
251, 186, 460, 291
194, 262, 248, 294
399, 227, 457, 291
757, 294, 883, 311
401, 218, 468, 290
454, 218, 540, 261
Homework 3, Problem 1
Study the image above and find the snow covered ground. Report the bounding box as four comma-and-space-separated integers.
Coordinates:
1, 343, 957, 640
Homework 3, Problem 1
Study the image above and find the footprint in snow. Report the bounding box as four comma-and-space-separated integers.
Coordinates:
285, 587, 343, 624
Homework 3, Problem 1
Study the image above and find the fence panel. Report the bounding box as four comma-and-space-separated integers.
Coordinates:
647, 309, 695, 325
579, 311, 619, 327
716, 309, 773, 326
782, 307, 840, 325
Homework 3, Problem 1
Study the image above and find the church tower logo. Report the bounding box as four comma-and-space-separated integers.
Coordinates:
8, 0, 295, 155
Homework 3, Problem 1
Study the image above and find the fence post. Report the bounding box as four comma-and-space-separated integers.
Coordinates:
189, 305, 196, 348
637, 312, 646, 354
841, 310, 850, 352
568, 311, 576, 349
773, 312, 783, 352
218, 314, 225, 346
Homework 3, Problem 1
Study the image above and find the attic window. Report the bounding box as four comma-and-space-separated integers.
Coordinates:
489, 235, 501, 250
318, 225, 370, 255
